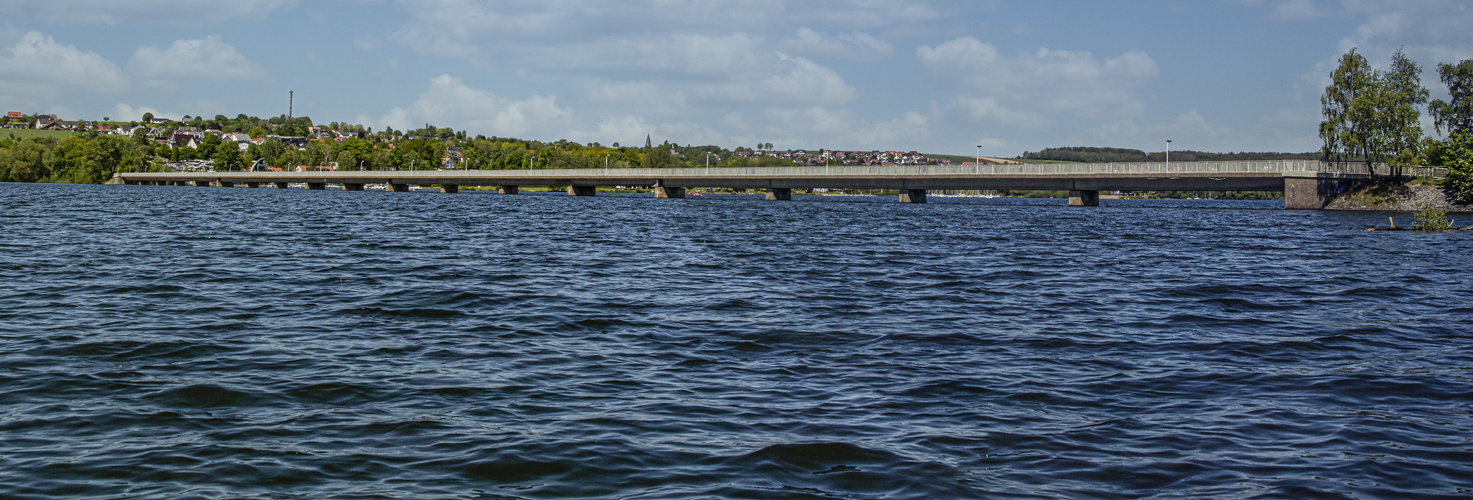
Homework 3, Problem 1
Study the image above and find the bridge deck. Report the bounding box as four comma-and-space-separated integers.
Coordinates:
109, 160, 1386, 209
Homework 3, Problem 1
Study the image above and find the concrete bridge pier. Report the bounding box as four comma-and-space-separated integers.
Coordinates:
568, 185, 597, 196
343, 183, 364, 191
898, 189, 928, 204
766, 188, 792, 201
306, 182, 326, 190
190, 180, 211, 187
1069, 190, 1100, 207
386, 183, 410, 192
272, 182, 289, 189
441, 184, 459, 193
245, 182, 260, 188
212, 181, 234, 188
653, 185, 685, 198
499, 185, 519, 195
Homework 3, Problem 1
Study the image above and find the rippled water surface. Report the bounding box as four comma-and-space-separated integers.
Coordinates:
2, 182, 1472, 498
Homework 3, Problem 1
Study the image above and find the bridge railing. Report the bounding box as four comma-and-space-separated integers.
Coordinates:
458, 160, 1331, 177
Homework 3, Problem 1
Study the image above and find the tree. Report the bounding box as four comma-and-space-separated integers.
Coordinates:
1319, 48, 1429, 177
214, 141, 241, 171
642, 146, 674, 169
339, 137, 373, 167
1430, 59, 1473, 135
1444, 130, 1473, 204
142, 111, 154, 123
199, 133, 222, 157
249, 126, 268, 139
1381, 50, 1430, 177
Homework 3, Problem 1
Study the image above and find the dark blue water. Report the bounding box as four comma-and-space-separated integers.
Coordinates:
2, 182, 1471, 499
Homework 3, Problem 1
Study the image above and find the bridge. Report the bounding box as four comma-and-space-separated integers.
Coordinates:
109, 160, 1410, 209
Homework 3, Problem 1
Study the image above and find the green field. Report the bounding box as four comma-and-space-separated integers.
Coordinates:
1014, 158, 1081, 164
2, 129, 77, 141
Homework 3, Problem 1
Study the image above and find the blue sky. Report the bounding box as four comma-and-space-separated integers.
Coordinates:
2, 1, 1469, 156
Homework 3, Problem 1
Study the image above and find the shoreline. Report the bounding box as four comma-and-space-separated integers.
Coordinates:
1325, 183, 1473, 213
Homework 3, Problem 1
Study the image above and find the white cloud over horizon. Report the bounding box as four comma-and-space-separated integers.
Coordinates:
128, 36, 268, 84
5, 2, 1472, 155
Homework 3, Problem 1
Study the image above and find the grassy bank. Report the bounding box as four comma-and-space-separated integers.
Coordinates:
3, 129, 77, 141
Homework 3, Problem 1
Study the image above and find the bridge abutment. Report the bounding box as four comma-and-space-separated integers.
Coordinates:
306, 182, 326, 190
568, 185, 597, 196
1069, 190, 1100, 207
899, 189, 927, 203
499, 185, 519, 195
343, 183, 364, 191
1285, 175, 1362, 210
441, 184, 459, 193
766, 188, 792, 201
387, 183, 410, 192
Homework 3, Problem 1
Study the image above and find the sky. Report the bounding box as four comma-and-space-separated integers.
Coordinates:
2, 0, 1470, 157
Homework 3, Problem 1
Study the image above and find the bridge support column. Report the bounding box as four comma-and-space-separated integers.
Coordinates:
212, 181, 234, 188
568, 185, 597, 196
386, 183, 410, 192
441, 184, 459, 193
1284, 176, 1361, 210
766, 188, 792, 201
499, 185, 519, 195
306, 182, 326, 190
898, 189, 928, 203
653, 186, 685, 198
191, 180, 210, 187
245, 182, 260, 188
1069, 190, 1099, 207
343, 183, 364, 191
272, 182, 289, 189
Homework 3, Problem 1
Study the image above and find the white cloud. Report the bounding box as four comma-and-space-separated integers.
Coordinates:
783, 27, 893, 60
1270, 0, 1331, 22
112, 103, 180, 122
367, 75, 571, 138
9, 0, 298, 24
917, 37, 1158, 126
702, 53, 858, 106
128, 36, 267, 83
1296, 1, 1473, 104
0, 31, 126, 98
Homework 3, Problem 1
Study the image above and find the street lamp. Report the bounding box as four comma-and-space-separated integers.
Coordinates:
976, 144, 982, 174
1165, 139, 1172, 170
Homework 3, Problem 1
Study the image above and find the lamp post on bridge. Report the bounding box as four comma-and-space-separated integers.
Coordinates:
1165, 139, 1172, 171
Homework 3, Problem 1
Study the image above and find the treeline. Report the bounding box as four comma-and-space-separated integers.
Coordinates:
1020, 146, 1318, 163
0, 133, 151, 184
0, 108, 806, 183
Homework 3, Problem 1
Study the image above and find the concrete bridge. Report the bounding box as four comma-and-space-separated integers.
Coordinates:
109, 160, 1396, 209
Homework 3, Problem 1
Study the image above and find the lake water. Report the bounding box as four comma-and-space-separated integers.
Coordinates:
2, 182, 1471, 498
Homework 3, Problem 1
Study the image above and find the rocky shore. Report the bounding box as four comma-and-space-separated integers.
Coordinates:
1325, 182, 1473, 212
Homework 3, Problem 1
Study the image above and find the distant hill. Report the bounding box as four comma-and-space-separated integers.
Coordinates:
926, 153, 1020, 164
1021, 146, 1319, 163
